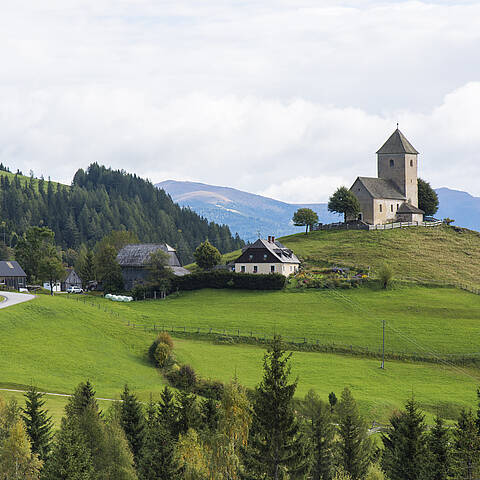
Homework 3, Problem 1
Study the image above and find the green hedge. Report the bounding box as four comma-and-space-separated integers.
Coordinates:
172, 270, 286, 291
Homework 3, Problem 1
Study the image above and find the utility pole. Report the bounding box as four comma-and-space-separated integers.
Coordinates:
381, 320, 385, 369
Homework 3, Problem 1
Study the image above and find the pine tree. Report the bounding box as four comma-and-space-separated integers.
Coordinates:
175, 391, 199, 437
158, 386, 177, 436
21, 385, 53, 461
244, 335, 310, 480
138, 399, 178, 480
426, 416, 451, 480
200, 397, 219, 432
65, 380, 99, 418
451, 409, 480, 480
119, 384, 145, 467
303, 390, 335, 480
336, 388, 372, 480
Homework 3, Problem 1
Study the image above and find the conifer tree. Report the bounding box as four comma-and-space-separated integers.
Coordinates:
175, 391, 199, 437
336, 388, 372, 480
426, 416, 451, 480
303, 390, 335, 480
244, 335, 310, 480
158, 386, 177, 435
138, 399, 178, 480
452, 409, 480, 480
201, 397, 219, 432
120, 384, 145, 467
21, 385, 53, 461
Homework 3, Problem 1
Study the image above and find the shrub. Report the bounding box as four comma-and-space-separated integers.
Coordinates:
214, 335, 235, 345
167, 364, 197, 390
154, 342, 172, 368
194, 378, 224, 400
156, 331, 174, 349
378, 264, 393, 289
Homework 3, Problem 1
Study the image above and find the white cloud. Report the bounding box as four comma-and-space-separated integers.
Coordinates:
0, 1, 479, 202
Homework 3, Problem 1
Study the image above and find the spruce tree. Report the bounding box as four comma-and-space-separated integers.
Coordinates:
21, 385, 53, 461
426, 416, 451, 480
200, 397, 219, 432
158, 386, 177, 436
336, 387, 372, 480
244, 335, 310, 480
138, 399, 178, 480
175, 391, 199, 437
303, 390, 335, 480
120, 384, 145, 467
452, 409, 480, 480
381, 397, 427, 480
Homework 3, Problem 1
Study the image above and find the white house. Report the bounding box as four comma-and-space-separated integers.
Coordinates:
234, 236, 300, 277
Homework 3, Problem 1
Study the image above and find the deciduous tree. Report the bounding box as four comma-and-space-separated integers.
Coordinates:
194, 240, 221, 270
293, 208, 319, 234
328, 187, 360, 222
418, 179, 439, 216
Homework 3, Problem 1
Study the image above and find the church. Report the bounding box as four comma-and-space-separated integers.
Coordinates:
349, 128, 424, 225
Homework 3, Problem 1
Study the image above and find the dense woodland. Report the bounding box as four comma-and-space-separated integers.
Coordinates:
1, 336, 479, 480
0, 163, 244, 263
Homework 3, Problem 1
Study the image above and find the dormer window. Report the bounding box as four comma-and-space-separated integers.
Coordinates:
390, 159, 394, 167
249, 254, 253, 260
263, 254, 267, 260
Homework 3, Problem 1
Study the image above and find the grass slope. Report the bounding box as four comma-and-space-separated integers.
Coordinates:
99, 286, 480, 355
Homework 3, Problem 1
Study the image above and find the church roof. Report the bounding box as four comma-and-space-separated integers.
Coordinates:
355, 177, 406, 200
397, 202, 424, 214
376, 128, 419, 155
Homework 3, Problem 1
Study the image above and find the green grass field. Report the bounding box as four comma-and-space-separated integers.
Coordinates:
220, 226, 480, 289
1, 288, 480, 423
96, 285, 480, 355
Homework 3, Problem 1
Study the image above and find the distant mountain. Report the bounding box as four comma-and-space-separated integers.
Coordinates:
156, 180, 342, 242
157, 180, 480, 240
436, 187, 480, 232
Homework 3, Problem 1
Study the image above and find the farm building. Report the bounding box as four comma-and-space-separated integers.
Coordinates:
117, 243, 190, 290
234, 236, 300, 277
0, 260, 27, 289
62, 268, 82, 291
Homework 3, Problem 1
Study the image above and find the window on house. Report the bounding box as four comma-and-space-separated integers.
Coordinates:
249, 254, 253, 260
253, 266, 258, 273
263, 254, 267, 260
270, 265, 275, 273
241, 266, 246, 273
391, 204, 393, 212
379, 204, 383, 212
390, 159, 394, 167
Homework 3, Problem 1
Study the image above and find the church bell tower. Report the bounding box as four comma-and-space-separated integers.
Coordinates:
377, 128, 419, 207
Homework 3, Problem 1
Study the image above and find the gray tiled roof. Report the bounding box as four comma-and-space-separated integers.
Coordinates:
117, 244, 181, 267
376, 128, 419, 155
238, 239, 300, 264
0, 261, 27, 277
397, 202, 424, 214
356, 177, 406, 200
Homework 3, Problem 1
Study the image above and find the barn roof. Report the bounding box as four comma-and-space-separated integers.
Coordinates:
116, 244, 181, 267
0, 260, 27, 277
355, 177, 406, 200
376, 128, 419, 155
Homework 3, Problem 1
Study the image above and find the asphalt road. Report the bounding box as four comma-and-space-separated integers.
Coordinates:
0, 291, 35, 309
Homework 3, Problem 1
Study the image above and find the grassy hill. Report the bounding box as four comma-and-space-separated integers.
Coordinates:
221, 225, 480, 289
1, 287, 480, 424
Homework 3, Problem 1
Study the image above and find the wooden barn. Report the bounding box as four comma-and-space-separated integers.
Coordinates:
0, 261, 27, 289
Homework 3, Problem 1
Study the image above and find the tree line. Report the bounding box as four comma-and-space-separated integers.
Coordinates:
1, 337, 480, 480
0, 164, 244, 264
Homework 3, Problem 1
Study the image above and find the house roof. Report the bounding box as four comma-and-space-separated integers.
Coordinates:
376, 128, 419, 155
355, 177, 406, 200
397, 202, 424, 214
237, 239, 300, 264
117, 244, 181, 267
0, 260, 27, 277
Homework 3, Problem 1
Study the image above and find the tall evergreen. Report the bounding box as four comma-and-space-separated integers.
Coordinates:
138, 399, 178, 480
381, 397, 427, 480
451, 409, 480, 480
426, 416, 451, 480
175, 391, 199, 437
119, 384, 145, 467
200, 397, 219, 432
158, 386, 177, 435
21, 385, 53, 461
244, 335, 310, 480
303, 390, 335, 480
336, 387, 372, 480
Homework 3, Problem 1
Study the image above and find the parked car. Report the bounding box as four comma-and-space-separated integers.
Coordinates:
67, 286, 83, 293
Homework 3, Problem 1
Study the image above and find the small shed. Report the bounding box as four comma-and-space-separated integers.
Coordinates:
396, 202, 424, 223
116, 243, 190, 290
0, 261, 27, 289
62, 268, 83, 291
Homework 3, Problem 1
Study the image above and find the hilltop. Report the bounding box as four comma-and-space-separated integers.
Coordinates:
222, 225, 480, 289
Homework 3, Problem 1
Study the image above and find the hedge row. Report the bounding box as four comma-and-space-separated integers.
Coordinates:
171, 270, 286, 291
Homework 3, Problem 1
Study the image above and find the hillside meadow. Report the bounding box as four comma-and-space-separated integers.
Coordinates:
1, 288, 480, 423
220, 226, 480, 289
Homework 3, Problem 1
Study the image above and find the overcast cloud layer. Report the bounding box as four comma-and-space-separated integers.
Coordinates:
1, 0, 479, 202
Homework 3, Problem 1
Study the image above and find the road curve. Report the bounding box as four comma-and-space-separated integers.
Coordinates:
0, 291, 35, 309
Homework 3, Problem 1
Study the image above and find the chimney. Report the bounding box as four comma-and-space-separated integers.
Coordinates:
272, 236, 275, 243
267, 236, 271, 242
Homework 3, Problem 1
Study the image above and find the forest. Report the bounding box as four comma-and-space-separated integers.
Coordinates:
0, 163, 244, 263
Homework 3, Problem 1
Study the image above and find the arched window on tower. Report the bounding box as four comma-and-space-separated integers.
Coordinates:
390, 159, 394, 167
410, 159, 414, 167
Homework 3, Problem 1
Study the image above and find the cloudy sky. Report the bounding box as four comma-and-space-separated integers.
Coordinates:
1, 0, 479, 202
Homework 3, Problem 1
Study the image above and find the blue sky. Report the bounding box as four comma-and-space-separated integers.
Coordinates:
1, 0, 479, 201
